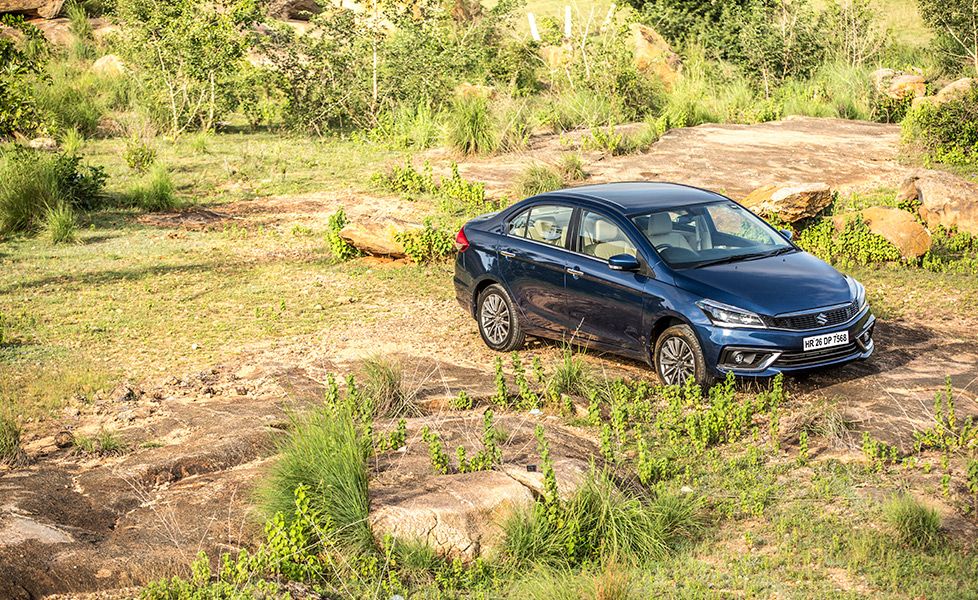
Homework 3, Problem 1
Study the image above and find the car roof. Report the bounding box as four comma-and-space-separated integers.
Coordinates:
535, 182, 728, 214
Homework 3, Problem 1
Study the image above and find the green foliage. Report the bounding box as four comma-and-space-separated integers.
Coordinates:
445, 95, 498, 155
375, 418, 407, 453
0, 410, 22, 465
451, 390, 473, 411
0, 15, 45, 137
124, 138, 157, 173
882, 494, 943, 549
373, 161, 494, 218
0, 149, 106, 236
967, 459, 978, 495
513, 165, 564, 198
421, 425, 450, 474
798, 216, 902, 266
115, 0, 263, 134
862, 431, 900, 471
61, 127, 84, 156
735, 1, 829, 87
512, 352, 539, 409
394, 218, 455, 264
74, 428, 127, 455
258, 395, 372, 553
371, 102, 440, 150
627, 0, 761, 54
914, 378, 977, 453
44, 202, 77, 244
456, 409, 502, 473
326, 208, 360, 261
493, 355, 509, 407
126, 165, 179, 212
902, 82, 978, 165
361, 356, 409, 417
916, 0, 978, 73
556, 154, 586, 183
798, 430, 809, 465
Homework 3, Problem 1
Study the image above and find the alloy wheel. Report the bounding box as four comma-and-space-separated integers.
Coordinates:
480, 293, 511, 346
659, 336, 696, 385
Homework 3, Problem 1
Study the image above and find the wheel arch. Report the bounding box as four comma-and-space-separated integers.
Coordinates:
471, 276, 501, 317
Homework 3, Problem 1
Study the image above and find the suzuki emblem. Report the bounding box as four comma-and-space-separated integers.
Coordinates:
815, 312, 828, 326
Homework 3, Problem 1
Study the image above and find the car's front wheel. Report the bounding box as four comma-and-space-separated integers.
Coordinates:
477, 284, 525, 352
653, 324, 711, 387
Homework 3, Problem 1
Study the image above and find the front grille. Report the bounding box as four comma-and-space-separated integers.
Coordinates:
773, 342, 860, 368
767, 301, 859, 330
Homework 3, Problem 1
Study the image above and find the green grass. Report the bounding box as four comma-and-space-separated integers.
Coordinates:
73, 428, 126, 455
44, 203, 77, 244
361, 355, 412, 417
513, 164, 565, 198
258, 402, 372, 553
445, 95, 499, 155
0, 410, 22, 464
125, 165, 179, 212
882, 493, 943, 549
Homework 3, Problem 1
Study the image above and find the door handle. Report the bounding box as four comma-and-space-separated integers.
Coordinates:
500, 250, 516, 258
566, 267, 584, 277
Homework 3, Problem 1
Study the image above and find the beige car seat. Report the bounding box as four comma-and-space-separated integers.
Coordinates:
648, 212, 694, 251
587, 218, 636, 260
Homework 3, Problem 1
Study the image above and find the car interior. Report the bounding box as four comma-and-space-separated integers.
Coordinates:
579, 213, 638, 259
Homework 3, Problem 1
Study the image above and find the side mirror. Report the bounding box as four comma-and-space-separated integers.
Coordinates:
779, 229, 794, 241
608, 254, 641, 272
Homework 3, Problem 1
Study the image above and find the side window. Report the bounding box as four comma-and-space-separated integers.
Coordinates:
509, 204, 573, 248
579, 211, 637, 260
507, 209, 530, 237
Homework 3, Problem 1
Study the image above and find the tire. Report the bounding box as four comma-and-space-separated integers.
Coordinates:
653, 324, 713, 388
476, 284, 525, 352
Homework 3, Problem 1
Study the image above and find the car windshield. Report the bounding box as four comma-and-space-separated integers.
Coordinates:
631, 200, 793, 268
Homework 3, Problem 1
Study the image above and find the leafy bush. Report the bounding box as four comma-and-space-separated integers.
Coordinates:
0, 15, 45, 137
258, 399, 372, 553
513, 165, 564, 198
126, 165, 179, 212
797, 216, 902, 265
394, 218, 456, 264
124, 138, 157, 173
0, 150, 106, 236
373, 161, 495, 218
735, 0, 829, 87
445, 95, 498, 155
326, 208, 360, 261
882, 494, 943, 549
44, 203, 77, 244
626, 0, 760, 55
902, 82, 978, 165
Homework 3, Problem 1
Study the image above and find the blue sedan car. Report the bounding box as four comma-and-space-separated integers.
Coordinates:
453, 182, 875, 386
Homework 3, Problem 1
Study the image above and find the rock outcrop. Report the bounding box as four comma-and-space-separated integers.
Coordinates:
268, 0, 322, 20
92, 54, 126, 77
898, 170, 978, 236
630, 23, 681, 86
740, 183, 833, 223
339, 220, 416, 258
833, 206, 932, 258
0, 0, 63, 18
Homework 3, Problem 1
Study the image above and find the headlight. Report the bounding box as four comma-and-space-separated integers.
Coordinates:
848, 277, 867, 310
696, 299, 767, 329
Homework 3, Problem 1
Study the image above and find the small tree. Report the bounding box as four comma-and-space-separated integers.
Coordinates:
917, 0, 978, 74
115, 0, 262, 135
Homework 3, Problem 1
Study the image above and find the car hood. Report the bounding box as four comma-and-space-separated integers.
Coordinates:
670, 251, 853, 316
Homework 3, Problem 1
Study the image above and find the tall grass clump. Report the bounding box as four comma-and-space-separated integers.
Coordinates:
548, 346, 592, 398
44, 203, 77, 244
361, 356, 412, 417
373, 102, 440, 149
126, 165, 179, 212
259, 402, 372, 553
514, 165, 564, 198
445, 95, 498, 155
556, 154, 586, 182
501, 469, 699, 569
882, 493, 943, 548
0, 410, 23, 466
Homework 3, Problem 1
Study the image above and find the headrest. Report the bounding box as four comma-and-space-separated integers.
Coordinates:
594, 219, 620, 240
649, 212, 673, 236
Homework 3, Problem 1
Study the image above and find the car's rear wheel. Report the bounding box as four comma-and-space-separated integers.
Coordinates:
477, 284, 525, 352
653, 324, 711, 387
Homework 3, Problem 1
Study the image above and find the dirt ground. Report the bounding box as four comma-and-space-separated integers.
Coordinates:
2, 118, 976, 599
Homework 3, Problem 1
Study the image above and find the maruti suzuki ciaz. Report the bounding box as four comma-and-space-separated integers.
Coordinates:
453, 182, 875, 386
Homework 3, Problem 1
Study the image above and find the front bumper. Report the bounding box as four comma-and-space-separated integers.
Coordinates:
694, 305, 876, 378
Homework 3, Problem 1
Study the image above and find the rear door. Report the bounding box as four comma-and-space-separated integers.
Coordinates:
562, 209, 654, 354
497, 203, 576, 334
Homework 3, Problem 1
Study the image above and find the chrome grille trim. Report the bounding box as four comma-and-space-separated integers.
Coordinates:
765, 300, 862, 331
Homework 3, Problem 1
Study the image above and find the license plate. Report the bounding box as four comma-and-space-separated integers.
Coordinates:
803, 331, 849, 351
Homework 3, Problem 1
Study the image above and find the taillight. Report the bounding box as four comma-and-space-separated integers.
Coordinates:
455, 227, 469, 252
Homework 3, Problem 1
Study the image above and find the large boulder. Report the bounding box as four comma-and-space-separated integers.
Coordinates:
26, 16, 69, 44
898, 170, 978, 236
268, 0, 322, 20
630, 23, 680, 87
741, 183, 833, 223
369, 470, 534, 561
833, 207, 931, 258
871, 68, 926, 99
339, 220, 419, 258
0, 0, 63, 18
934, 77, 975, 104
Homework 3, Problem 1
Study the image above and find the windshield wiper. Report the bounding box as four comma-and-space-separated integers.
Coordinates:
693, 247, 795, 269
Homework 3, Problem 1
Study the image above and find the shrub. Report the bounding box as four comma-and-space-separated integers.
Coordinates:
0, 15, 45, 137
371, 102, 440, 149
394, 218, 455, 264
361, 356, 410, 418
902, 82, 978, 165
0, 150, 106, 236
513, 165, 564, 198
547, 347, 592, 398
797, 216, 902, 265
557, 154, 586, 182
126, 165, 179, 212
258, 401, 372, 553
0, 411, 22, 465
44, 202, 77, 244
445, 95, 498, 155
326, 208, 360, 261
735, 0, 829, 87
61, 127, 84, 155
882, 494, 943, 549
124, 138, 157, 173
74, 428, 126, 455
